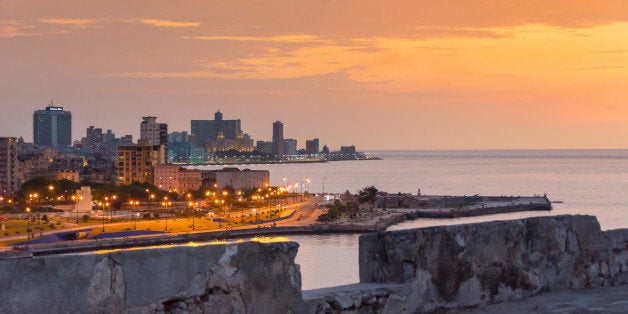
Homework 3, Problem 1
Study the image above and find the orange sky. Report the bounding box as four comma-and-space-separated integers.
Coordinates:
1, 1, 627, 149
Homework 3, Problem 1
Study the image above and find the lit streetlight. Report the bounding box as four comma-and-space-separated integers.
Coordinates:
188, 201, 195, 230
26, 207, 31, 239
72, 194, 81, 223
110, 195, 117, 223
163, 196, 169, 231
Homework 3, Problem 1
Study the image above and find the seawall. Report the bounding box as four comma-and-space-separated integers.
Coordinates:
353, 215, 627, 312
0, 241, 302, 313
1, 215, 626, 313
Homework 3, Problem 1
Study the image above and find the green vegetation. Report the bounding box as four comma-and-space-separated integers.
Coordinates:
358, 186, 378, 209
15, 177, 81, 205
316, 199, 360, 222
317, 186, 380, 222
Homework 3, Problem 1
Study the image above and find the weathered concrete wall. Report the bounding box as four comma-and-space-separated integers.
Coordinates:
0, 241, 301, 314
358, 215, 627, 313
1, 215, 625, 313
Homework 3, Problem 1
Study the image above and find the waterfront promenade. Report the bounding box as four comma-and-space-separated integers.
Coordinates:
1, 195, 553, 256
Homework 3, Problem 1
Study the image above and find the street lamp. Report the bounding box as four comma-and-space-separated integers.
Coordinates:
101, 200, 106, 232
26, 207, 31, 239
48, 185, 54, 206
294, 182, 299, 203
146, 189, 153, 220
163, 196, 169, 231
130, 200, 139, 230
110, 195, 117, 223
305, 178, 311, 199
188, 201, 195, 230
72, 195, 77, 223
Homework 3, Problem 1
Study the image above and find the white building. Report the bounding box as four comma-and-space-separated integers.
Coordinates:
202, 167, 270, 191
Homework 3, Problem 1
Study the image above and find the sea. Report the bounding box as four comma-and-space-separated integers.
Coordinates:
192, 150, 628, 290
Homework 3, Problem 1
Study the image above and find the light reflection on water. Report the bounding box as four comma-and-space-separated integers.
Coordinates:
291, 234, 360, 290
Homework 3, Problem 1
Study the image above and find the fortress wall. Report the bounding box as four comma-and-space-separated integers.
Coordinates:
356, 215, 627, 312
0, 241, 301, 313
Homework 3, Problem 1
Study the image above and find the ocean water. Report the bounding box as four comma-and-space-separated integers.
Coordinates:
193, 150, 628, 289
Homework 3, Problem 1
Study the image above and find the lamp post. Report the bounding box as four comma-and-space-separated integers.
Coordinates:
188, 201, 195, 230
110, 195, 117, 223
101, 200, 106, 232
163, 196, 169, 231
130, 200, 139, 230
146, 189, 152, 220
294, 182, 299, 203
26, 207, 31, 239
48, 185, 54, 207
72, 195, 78, 223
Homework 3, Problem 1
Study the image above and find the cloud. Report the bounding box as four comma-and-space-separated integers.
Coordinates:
142, 19, 201, 27
413, 26, 509, 39
186, 35, 329, 43
0, 21, 33, 37
107, 71, 217, 78
40, 18, 95, 26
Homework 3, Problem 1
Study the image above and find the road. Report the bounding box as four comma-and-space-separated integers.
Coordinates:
0, 197, 327, 246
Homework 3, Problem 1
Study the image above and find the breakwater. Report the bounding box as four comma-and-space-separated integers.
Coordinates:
407, 201, 552, 219
1, 215, 625, 313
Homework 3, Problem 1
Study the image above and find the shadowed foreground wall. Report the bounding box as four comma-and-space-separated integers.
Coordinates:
357, 215, 627, 312
0, 241, 301, 313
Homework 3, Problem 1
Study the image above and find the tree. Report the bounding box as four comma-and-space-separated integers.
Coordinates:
346, 200, 360, 218
358, 186, 379, 209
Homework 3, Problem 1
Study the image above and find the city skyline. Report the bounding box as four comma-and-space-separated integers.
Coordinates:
1, 1, 628, 150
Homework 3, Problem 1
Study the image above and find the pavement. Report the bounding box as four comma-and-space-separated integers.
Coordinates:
457, 285, 628, 313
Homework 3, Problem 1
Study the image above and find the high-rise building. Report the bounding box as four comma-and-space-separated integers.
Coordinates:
33, 102, 72, 147
116, 143, 166, 185
103, 130, 116, 143
140, 116, 168, 162
0, 137, 19, 196
191, 110, 253, 152
256, 141, 273, 154
306, 138, 320, 155
306, 140, 315, 155
272, 121, 284, 159
80, 126, 132, 156
284, 139, 297, 156
140, 116, 168, 146
83, 126, 104, 150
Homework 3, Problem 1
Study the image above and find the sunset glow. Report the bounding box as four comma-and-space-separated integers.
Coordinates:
1, 1, 627, 149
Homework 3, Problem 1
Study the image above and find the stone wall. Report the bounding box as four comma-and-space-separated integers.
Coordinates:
358, 215, 627, 313
0, 241, 301, 313
1, 215, 626, 313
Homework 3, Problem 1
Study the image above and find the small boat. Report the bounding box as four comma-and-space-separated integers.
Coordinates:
552, 201, 564, 204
